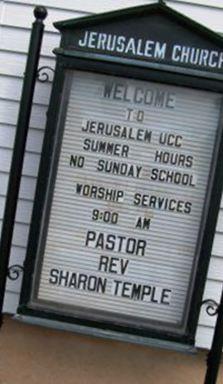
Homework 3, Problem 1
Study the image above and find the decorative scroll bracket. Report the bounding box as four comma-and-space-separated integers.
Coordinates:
201, 299, 220, 317
37, 66, 55, 83
7, 265, 24, 281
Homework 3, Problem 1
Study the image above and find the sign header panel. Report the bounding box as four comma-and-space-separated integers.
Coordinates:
31, 70, 222, 333
55, 3, 223, 74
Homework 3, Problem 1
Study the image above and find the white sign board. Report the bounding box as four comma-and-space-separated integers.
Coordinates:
31, 70, 221, 333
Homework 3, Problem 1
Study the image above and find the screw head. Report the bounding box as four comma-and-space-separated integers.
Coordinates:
34, 6, 47, 21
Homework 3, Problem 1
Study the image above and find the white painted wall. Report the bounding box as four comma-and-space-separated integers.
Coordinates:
0, 0, 223, 349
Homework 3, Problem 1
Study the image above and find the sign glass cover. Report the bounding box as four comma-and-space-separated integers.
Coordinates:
31, 70, 222, 333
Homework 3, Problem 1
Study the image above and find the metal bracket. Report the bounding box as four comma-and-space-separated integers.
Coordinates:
37, 66, 55, 83
201, 299, 219, 316
7, 265, 24, 281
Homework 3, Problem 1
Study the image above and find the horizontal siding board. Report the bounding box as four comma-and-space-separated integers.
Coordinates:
0, 148, 40, 176
0, 51, 27, 78
195, 325, 214, 349
212, 234, 223, 257
216, 209, 223, 233
0, 221, 30, 248
6, 275, 23, 294
1, 27, 30, 53
1, 75, 52, 105
2, 1, 223, 32
0, 99, 47, 128
0, 196, 32, 224
199, 309, 217, 328
3, 291, 20, 314
18, 176, 37, 201
207, 256, 223, 281
3, 0, 151, 13
0, 173, 37, 201
2, 1, 223, 33
0, 173, 9, 197
9, 245, 26, 264
1, 27, 60, 57
15, 199, 33, 224
6, 0, 223, 12
0, 221, 30, 251
169, 2, 223, 32
2, 3, 86, 32
0, 51, 55, 78
12, 222, 29, 248
0, 124, 44, 153
173, 0, 223, 9
0, 124, 15, 149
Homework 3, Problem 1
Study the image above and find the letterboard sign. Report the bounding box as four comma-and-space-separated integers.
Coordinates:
18, 2, 223, 350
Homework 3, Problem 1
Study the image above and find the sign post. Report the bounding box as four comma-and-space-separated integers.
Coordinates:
17, 1, 223, 354
0, 6, 47, 326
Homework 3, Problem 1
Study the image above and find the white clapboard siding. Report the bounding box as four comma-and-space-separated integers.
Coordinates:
0, 221, 30, 249
1, 2, 87, 32
169, 3, 223, 32
7, 0, 223, 12
2, 0, 223, 33
208, 256, 223, 281
1, 26, 60, 57
176, 0, 223, 8
1, 75, 51, 105
0, 196, 33, 225
0, 173, 37, 201
3, 291, 20, 314
1, 0, 223, 350
0, 51, 55, 78
0, 124, 44, 153
2, 1, 223, 34
212, 234, 223, 257
0, 148, 40, 177
175, 0, 223, 7
216, 210, 223, 233
0, 99, 47, 128
196, 326, 216, 349
12, 223, 29, 249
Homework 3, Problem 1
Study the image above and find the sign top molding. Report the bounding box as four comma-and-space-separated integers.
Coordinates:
53, 1, 223, 75
54, 1, 223, 45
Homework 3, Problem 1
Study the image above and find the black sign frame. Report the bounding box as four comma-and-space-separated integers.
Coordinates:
18, 2, 223, 349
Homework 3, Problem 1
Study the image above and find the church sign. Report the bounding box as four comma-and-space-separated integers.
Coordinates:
18, 1, 223, 350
